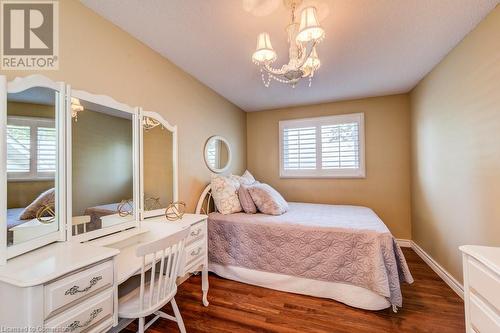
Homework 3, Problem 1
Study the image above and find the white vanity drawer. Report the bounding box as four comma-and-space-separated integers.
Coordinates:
184, 239, 205, 267
468, 258, 500, 311
45, 288, 113, 333
44, 260, 113, 318
187, 220, 206, 245
86, 316, 114, 333
469, 294, 500, 333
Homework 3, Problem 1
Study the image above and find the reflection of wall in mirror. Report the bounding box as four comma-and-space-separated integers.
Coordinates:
72, 109, 133, 215
7, 102, 55, 209
218, 140, 228, 169
207, 139, 228, 170
144, 126, 173, 209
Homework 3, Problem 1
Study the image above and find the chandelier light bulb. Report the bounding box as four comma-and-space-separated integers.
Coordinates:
296, 7, 325, 43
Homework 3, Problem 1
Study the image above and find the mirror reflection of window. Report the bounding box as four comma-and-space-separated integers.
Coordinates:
7, 117, 56, 179
6, 88, 58, 247
206, 137, 229, 171
206, 139, 218, 169
71, 100, 134, 235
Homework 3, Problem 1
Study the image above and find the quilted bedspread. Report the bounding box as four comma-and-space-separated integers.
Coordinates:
208, 202, 414, 307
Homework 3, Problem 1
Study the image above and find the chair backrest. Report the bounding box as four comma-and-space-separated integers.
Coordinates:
72, 215, 90, 235
135, 227, 190, 313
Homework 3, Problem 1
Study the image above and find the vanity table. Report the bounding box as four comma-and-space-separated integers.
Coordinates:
0, 74, 209, 332
0, 214, 208, 331
91, 214, 209, 301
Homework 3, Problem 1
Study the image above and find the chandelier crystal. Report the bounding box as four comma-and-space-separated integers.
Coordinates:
252, 0, 325, 88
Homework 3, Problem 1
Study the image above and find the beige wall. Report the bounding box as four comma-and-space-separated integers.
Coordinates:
410, 6, 500, 282
7, 102, 54, 119
247, 94, 411, 238
2, 0, 246, 211
72, 110, 133, 215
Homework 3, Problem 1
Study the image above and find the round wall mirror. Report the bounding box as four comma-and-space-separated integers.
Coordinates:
204, 135, 231, 173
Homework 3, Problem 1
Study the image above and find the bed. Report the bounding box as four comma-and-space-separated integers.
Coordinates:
80, 201, 135, 232
7, 208, 29, 245
197, 185, 413, 311
83, 203, 122, 232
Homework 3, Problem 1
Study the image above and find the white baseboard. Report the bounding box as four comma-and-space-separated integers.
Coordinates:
396, 238, 412, 248
410, 241, 464, 299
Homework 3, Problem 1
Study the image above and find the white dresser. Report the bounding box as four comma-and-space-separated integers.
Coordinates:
460, 245, 500, 333
0, 243, 119, 332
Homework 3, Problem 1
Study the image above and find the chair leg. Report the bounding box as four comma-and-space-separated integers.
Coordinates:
171, 298, 186, 333
138, 317, 145, 333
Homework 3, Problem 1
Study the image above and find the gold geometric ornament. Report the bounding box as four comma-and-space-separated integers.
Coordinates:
165, 201, 186, 221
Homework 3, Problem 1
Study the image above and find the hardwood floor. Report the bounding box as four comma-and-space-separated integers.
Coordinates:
124, 248, 465, 333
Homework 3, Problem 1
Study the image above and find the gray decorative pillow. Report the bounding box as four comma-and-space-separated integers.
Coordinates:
19, 188, 55, 220
238, 185, 257, 214
247, 183, 288, 215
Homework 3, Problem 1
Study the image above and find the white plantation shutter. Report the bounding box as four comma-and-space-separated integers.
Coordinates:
321, 122, 359, 169
283, 126, 316, 170
7, 125, 31, 173
7, 116, 56, 179
280, 113, 365, 178
37, 127, 57, 173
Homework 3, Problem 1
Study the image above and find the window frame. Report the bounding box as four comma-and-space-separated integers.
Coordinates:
7, 115, 56, 181
279, 113, 365, 179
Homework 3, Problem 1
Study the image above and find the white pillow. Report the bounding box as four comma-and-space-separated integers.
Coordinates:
211, 174, 242, 215
230, 170, 256, 187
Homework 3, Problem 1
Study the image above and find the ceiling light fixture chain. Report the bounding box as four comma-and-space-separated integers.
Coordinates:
252, 0, 325, 88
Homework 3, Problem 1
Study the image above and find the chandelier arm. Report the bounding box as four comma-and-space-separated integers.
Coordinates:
262, 63, 288, 76
297, 40, 318, 69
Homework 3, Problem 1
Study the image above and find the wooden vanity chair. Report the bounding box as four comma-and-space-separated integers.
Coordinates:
118, 227, 190, 333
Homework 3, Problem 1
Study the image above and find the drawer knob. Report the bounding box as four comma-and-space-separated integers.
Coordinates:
66, 307, 102, 331
190, 229, 201, 237
191, 248, 202, 256
64, 276, 102, 296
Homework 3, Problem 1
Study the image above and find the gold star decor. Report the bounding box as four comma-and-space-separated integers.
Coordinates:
165, 201, 186, 221
36, 203, 56, 224
144, 197, 161, 211
117, 199, 134, 217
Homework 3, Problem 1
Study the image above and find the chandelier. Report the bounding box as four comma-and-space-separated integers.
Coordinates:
252, 0, 325, 88
142, 116, 163, 131
71, 97, 84, 122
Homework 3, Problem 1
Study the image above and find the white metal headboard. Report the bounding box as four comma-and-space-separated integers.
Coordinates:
195, 184, 215, 215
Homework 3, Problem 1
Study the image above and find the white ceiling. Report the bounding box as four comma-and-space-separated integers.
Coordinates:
81, 0, 498, 111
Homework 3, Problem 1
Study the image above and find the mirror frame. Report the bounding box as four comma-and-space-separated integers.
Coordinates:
204, 135, 232, 174
67, 87, 140, 243
139, 109, 178, 219
0, 75, 66, 263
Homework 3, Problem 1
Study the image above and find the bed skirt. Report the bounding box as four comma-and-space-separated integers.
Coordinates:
209, 263, 391, 311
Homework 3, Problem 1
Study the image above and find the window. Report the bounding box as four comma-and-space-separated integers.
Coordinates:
7, 116, 56, 180
279, 113, 365, 178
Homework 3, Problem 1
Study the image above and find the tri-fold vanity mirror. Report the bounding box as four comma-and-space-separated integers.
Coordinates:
140, 111, 177, 218
0, 75, 178, 263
